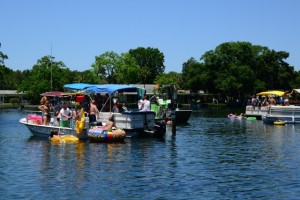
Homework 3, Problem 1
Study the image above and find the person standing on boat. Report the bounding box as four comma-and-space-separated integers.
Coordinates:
283, 91, 293, 106
138, 98, 144, 110
268, 96, 276, 105
82, 95, 90, 114
89, 100, 100, 123
70, 105, 80, 129
112, 101, 120, 113
38, 99, 51, 125
251, 95, 257, 109
141, 96, 150, 111
54, 101, 61, 125
59, 102, 71, 127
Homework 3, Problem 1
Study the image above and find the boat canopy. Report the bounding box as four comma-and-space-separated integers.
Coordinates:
64, 83, 145, 96
64, 83, 95, 91
293, 89, 300, 93
256, 90, 285, 97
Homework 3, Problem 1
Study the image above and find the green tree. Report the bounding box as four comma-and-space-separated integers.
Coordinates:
129, 47, 165, 84
92, 51, 120, 83
68, 70, 100, 84
114, 53, 141, 84
154, 71, 182, 90
183, 61, 210, 93
0, 43, 10, 89
18, 56, 70, 103
181, 57, 197, 89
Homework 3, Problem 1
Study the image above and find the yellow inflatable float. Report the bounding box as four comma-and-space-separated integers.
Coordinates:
51, 135, 79, 143
274, 120, 286, 125
50, 130, 79, 143
76, 108, 85, 134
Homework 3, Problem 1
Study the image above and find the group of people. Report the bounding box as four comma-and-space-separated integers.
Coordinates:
249, 91, 293, 109
38, 93, 152, 128
39, 98, 82, 128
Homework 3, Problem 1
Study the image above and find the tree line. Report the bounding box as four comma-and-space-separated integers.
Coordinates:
1, 41, 299, 104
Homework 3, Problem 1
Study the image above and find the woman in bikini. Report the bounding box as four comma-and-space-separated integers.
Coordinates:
39, 100, 51, 125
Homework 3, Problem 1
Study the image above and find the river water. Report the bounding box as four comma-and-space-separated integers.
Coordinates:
1, 108, 300, 199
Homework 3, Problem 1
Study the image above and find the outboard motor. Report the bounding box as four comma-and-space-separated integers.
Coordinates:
154, 119, 166, 137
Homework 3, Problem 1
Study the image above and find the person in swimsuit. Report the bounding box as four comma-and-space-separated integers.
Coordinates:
89, 100, 100, 123
38, 98, 51, 125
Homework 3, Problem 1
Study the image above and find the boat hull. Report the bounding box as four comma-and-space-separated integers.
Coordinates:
174, 110, 192, 124
263, 116, 300, 124
98, 111, 165, 137
19, 118, 88, 139
262, 105, 300, 124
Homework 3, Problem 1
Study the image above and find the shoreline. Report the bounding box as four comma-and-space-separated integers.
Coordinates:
0, 103, 38, 110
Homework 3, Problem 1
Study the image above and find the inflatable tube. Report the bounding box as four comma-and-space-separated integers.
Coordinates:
247, 117, 256, 120
274, 120, 285, 125
51, 135, 79, 143
227, 114, 238, 120
76, 108, 85, 134
88, 126, 126, 143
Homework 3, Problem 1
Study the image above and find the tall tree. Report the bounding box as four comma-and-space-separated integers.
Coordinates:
183, 41, 295, 102
114, 53, 141, 84
154, 71, 182, 89
91, 51, 120, 83
0, 44, 10, 89
129, 47, 165, 84
181, 57, 197, 89
18, 56, 70, 103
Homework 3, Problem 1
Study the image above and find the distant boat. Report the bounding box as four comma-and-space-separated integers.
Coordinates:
245, 90, 291, 119
263, 105, 300, 124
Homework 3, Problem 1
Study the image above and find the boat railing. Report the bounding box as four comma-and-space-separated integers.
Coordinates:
245, 105, 269, 115
269, 105, 300, 117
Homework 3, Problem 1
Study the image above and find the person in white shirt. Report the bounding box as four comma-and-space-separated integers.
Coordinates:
138, 98, 143, 110
141, 96, 150, 111
60, 102, 71, 127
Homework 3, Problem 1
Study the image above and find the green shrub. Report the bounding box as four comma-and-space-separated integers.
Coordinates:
10, 98, 20, 106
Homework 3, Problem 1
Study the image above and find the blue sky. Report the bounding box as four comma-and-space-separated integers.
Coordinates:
2, 0, 300, 73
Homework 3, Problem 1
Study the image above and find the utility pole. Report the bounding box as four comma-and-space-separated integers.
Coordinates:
50, 43, 53, 91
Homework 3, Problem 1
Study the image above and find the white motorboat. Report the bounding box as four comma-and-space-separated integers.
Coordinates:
19, 117, 89, 139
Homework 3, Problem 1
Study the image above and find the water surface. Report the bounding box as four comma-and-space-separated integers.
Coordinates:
1, 108, 300, 199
